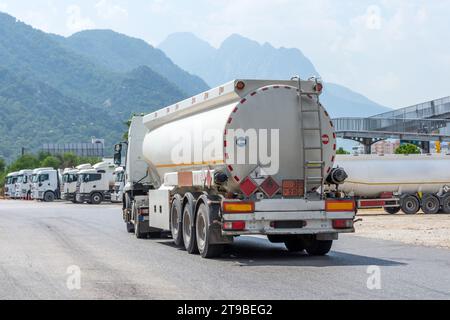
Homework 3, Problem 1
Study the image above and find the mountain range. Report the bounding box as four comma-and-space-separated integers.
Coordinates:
0, 11, 390, 162
159, 33, 391, 117
0, 12, 206, 161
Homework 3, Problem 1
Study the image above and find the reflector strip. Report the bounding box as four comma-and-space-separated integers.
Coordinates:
223, 202, 255, 213
359, 200, 386, 207
326, 200, 355, 212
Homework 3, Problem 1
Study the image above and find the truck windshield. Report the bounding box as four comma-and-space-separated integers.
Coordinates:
31, 174, 38, 183
23, 176, 28, 183
63, 174, 76, 183
17, 175, 23, 183
6, 177, 12, 185
39, 174, 49, 182
115, 172, 124, 183
80, 174, 102, 183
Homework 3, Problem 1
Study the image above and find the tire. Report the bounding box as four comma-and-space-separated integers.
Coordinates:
441, 194, 450, 214
182, 202, 198, 254
401, 195, 420, 215
196, 203, 224, 259
305, 239, 333, 256
284, 239, 305, 252
126, 222, 135, 233
422, 195, 440, 215
384, 207, 401, 214
44, 191, 55, 203
170, 195, 184, 247
135, 220, 147, 239
90, 193, 102, 205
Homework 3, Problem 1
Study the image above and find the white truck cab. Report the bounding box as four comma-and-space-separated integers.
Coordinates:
111, 166, 125, 203
4, 172, 19, 199
76, 162, 115, 204
31, 168, 61, 202
61, 164, 92, 203
15, 170, 34, 199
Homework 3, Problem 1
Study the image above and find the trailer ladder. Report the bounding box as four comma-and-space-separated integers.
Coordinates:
294, 76, 325, 200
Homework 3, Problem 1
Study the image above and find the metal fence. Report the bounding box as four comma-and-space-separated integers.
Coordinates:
41, 143, 105, 158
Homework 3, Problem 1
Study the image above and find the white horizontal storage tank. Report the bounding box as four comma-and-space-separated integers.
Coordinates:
335, 154, 450, 197
142, 79, 337, 193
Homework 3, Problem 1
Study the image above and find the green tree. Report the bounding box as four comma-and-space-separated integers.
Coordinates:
40, 156, 61, 169
336, 147, 350, 155
59, 152, 79, 169
395, 143, 421, 155
7, 154, 40, 172
0, 157, 5, 172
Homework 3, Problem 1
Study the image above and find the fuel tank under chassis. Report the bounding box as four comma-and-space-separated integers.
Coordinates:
142, 84, 336, 193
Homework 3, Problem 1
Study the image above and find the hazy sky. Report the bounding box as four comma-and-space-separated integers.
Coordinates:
0, 0, 449, 108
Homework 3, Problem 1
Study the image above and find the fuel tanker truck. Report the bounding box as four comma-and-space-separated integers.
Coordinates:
115, 78, 356, 258
331, 154, 450, 214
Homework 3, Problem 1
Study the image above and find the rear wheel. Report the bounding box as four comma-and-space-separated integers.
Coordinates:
90, 193, 102, 205
196, 203, 223, 259
305, 239, 333, 256
441, 194, 450, 214
284, 239, 305, 252
422, 195, 440, 214
170, 195, 184, 247
44, 191, 55, 203
182, 202, 198, 254
135, 220, 147, 239
384, 207, 401, 214
401, 195, 420, 215
126, 222, 135, 233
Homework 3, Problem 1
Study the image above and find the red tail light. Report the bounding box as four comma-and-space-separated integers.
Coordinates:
223, 221, 246, 231
332, 219, 354, 229
314, 83, 323, 93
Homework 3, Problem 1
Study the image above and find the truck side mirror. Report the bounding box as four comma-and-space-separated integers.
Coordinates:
114, 143, 122, 166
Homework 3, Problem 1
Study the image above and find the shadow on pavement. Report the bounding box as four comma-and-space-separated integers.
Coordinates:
156, 235, 406, 268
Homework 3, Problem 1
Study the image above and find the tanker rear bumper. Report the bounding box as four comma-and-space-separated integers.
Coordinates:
221, 210, 355, 237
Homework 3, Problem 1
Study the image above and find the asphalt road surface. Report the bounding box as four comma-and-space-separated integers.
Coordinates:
0, 200, 449, 300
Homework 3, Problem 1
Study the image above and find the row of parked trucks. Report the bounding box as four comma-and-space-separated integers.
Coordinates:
3, 163, 125, 204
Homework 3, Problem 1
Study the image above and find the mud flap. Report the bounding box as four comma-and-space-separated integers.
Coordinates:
207, 202, 233, 245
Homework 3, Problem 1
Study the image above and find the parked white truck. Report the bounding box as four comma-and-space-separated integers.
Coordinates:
15, 170, 34, 199
111, 166, 125, 203
75, 162, 115, 204
331, 154, 450, 214
61, 164, 92, 203
31, 168, 61, 202
116, 78, 356, 258
4, 172, 19, 198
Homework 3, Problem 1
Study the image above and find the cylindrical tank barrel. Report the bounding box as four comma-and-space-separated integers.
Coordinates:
142, 80, 337, 193
334, 155, 450, 197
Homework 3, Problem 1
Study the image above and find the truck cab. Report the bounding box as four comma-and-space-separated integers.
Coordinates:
62, 164, 92, 203
76, 162, 115, 205
4, 172, 19, 199
31, 168, 61, 202
111, 166, 125, 203
15, 170, 33, 199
